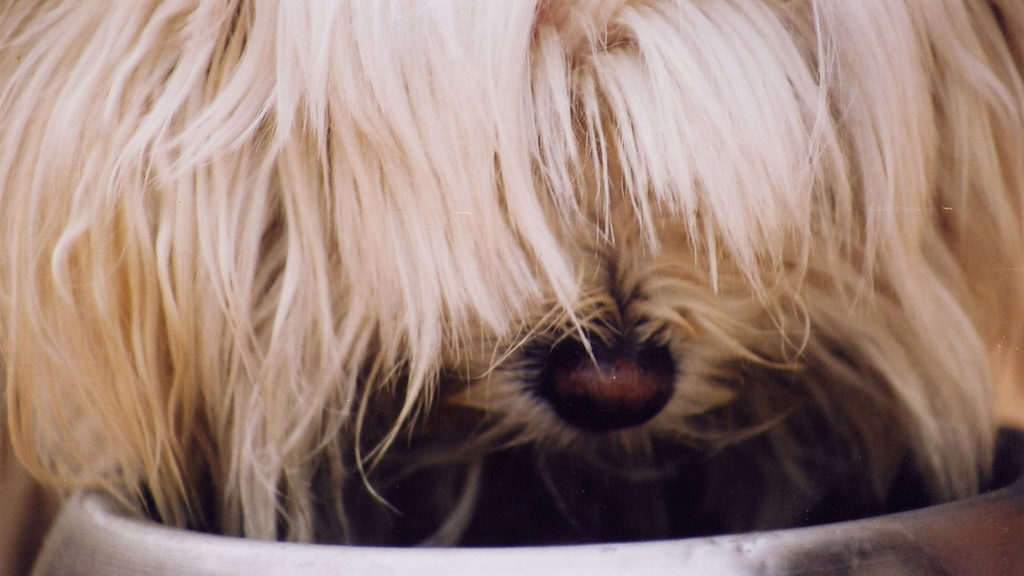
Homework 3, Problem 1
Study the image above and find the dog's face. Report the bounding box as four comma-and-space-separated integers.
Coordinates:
2, 0, 1022, 550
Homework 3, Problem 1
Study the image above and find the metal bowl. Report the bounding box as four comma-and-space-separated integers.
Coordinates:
30, 474, 1022, 576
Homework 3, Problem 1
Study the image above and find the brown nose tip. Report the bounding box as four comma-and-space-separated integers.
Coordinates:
537, 336, 675, 432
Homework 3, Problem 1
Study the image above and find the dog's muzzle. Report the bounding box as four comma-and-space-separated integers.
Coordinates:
537, 336, 675, 431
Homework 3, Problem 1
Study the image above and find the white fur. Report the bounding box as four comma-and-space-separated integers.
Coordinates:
1, 0, 1022, 550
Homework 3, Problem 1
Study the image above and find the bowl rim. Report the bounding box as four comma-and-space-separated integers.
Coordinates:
30, 476, 1023, 576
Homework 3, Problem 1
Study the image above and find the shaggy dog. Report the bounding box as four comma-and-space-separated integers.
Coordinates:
1, 0, 1023, 565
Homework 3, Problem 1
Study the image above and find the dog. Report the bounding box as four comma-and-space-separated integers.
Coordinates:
1, 0, 1023, 567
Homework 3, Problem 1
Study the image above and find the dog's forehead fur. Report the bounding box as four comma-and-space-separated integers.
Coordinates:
1, 0, 1023, 548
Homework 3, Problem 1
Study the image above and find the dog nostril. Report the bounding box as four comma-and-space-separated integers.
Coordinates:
537, 337, 675, 432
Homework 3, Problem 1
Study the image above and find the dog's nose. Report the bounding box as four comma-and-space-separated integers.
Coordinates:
537, 336, 675, 432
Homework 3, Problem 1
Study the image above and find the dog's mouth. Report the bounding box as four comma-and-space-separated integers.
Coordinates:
452, 446, 706, 546
361, 440, 710, 547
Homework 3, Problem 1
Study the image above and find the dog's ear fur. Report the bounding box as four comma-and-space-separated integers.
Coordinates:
986, 0, 1024, 430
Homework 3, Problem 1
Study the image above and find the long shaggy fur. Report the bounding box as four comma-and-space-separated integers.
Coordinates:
1, 0, 1023, 550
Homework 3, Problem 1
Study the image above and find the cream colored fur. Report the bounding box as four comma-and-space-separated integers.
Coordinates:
1, 0, 1022, 556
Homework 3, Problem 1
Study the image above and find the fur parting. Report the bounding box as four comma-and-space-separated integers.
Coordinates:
1, 0, 1022, 545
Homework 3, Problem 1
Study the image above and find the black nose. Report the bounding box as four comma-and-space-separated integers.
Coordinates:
537, 336, 675, 432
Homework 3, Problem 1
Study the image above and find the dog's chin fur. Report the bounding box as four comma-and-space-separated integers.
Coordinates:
1, 0, 1023, 551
